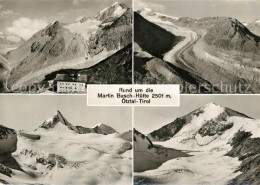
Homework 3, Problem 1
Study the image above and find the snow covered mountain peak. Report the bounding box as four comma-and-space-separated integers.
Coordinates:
91, 123, 113, 129
96, 2, 129, 21
148, 103, 253, 142
200, 102, 224, 114
36, 110, 79, 133
112, 2, 120, 6
196, 103, 250, 120
91, 123, 103, 128
204, 102, 217, 107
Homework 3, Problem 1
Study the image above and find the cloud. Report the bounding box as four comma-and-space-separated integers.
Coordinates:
72, 0, 107, 6
0, 10, 14, 16
6, 17, 48, 40
73, 0, 79, 6
135, 0, 165, 12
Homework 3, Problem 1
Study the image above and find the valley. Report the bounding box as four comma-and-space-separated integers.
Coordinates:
134, 9, 260, 93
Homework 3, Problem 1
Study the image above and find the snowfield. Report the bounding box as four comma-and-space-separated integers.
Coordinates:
64, 19, 100, 40
135, 150, 241, 185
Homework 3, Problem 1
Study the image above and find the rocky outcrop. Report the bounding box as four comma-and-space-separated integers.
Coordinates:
88, 7, 132, 57
198, 120, 234, 137
36, 154, 67, 170
0, 163, 13, 177
117, 142, 132, 154
148, 117, 188, 142
0, 125, 17, 154
76, 123, 117, 135
134, 129, 154, 152
37, 110, 79, 133
227, 131, 260, 185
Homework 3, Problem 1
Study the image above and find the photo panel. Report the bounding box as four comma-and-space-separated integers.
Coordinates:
0, 0, 132, 94
134, 95, 260, 184
134, 0, 260, 94
0, 95, 132, 185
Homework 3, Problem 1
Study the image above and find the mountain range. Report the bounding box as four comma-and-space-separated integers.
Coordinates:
135, 9, 260, 93
0, 2, 132, 93
0, 110, 132, 184
134, 103, 260, 185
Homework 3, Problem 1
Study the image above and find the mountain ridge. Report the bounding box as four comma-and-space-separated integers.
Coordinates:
36, 110, 118, 135
148, 103, 252, 141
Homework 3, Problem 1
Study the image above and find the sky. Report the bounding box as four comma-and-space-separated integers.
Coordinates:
0, 95, 132, 132
135, 0, 260, 23
135, 95, 260, 134
0, 0, 131, 39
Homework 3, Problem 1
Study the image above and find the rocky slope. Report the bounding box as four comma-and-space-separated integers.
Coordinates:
78, 43, 132, 84
227, 131, 260, 185
0, 126, 18, 179
195, 17, 260, 55
4, 2, 132, 91
45, 43, 132, 85
76, 123, 118, 135
0, 125, 17, 154
0, 55, 10, 93
119, 130, 132, 142
0, 32, 22, 92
